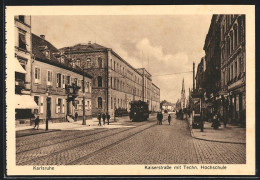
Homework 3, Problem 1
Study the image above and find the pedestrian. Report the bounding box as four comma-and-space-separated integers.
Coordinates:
106, 112, 110, 125
34, 115, 40, 130
97, 113, 101, 126
168, 114, 171, 125
102, 113, 106, 125
156, 112, 160, 125
74, 112, 78, 122
158, 111, 163, 125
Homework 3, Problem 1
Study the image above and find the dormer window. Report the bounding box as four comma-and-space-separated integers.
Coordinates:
45, 50, 50, 59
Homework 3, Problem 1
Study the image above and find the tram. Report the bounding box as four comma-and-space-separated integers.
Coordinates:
129, 100, 149, 122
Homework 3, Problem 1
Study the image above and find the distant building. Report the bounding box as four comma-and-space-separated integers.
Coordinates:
59, 42, 160, 117
161, 101, 175, 112
151, 83, 160, 112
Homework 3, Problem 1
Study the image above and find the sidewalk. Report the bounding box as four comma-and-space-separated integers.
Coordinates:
190, 121, 246, 144
16, 115, 134, 137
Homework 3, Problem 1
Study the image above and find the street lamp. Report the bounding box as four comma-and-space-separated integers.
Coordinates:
45, 91, 49, 131
82, 58, 91, 125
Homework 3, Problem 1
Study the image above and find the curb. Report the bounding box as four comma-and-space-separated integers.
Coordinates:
16, 129, 61, 138
187, 120, 246, 145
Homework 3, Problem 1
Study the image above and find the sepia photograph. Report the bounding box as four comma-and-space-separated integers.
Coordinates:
5, 5, 255, 176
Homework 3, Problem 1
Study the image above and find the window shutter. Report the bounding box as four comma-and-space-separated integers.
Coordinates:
89, 82, 92, 93
56, 98, 59, 113
90, 100, 92, 109
62, 98, 65, 113
40, 96, 44, 114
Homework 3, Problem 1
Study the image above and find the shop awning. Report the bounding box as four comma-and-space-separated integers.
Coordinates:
15, 59, 26, 74
15, 94, 39, 109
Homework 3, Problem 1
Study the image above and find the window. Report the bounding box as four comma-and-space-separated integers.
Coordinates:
87, 58, 91, 68
114, 61, 116, 70
74, 78, 78, 86
87, 101, 90, 110
56, 98, 62, 113
34, 96, 39, 105
81, 80, 84, 91
98, 76, 102, 87
18, 15, 25, 22
110, 59, 112, 69
234, 25, 238, 48
114, 78, 116, 89
111, 97, 113, 109
47, 70, 52, 86
35, 67, 41, 83
66, 76, 71, 85
45, 51, 50, 59
56, 73, 61, 88
62, 75, 65, 88
111, 77, 113, 88
86, 82, 90, 92
19, 31, 27, 50
234, 61, 237, 78
98, 57, 102, 68
98, 97, 102, 108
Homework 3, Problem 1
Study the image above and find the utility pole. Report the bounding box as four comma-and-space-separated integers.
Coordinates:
193, 62, 195, 90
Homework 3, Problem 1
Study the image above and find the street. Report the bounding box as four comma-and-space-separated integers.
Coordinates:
16, 114, 245, 165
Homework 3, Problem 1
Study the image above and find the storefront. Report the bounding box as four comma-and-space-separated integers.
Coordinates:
15, 94, 39, 125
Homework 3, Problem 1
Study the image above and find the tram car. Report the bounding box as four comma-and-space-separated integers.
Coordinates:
129, 100, 149, 122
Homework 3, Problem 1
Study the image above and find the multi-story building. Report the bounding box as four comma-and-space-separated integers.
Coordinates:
203, 15, 222, 100
195, 56, 206, 90
136, 68, 153, 110
219, 15, 246, 125
151, 83, 160, 112
59, 42, 160, 117
31, 34, 92, 122
15, 15, 38, 124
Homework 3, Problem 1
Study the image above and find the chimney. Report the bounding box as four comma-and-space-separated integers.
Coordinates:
40, 35, 45, 39
88, 41, 91, 45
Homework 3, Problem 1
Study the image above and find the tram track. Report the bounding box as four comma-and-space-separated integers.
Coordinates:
16, 119, 148, 151
17, 117, 158, 165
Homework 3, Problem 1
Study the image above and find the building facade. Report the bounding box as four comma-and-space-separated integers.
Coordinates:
60, 42, 160, 117
219, 15, 246, 125
203, 15, 222, 100
31, 34, 92, 122
151, 83, 160, 112
15, 15, 39, 124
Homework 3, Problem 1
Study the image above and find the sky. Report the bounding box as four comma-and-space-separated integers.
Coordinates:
31, 15, 212, 103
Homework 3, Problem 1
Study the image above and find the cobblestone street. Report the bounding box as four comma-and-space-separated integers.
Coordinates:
16, 114, 246, 165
